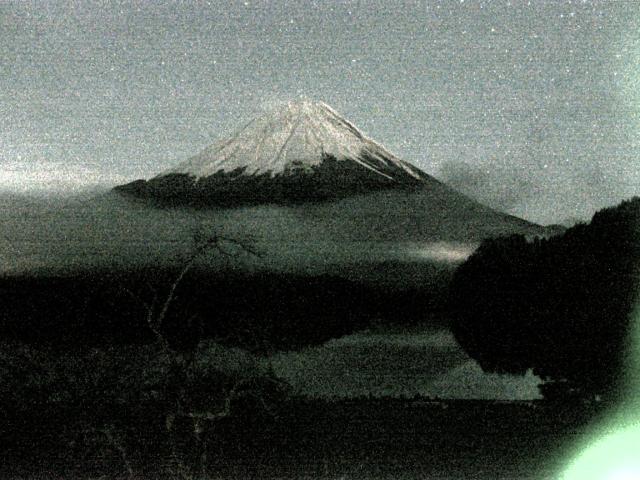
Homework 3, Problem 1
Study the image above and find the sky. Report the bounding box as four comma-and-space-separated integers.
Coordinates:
1, 0, 639, 225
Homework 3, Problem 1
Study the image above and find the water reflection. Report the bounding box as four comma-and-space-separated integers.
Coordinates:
267, 328, 542, 400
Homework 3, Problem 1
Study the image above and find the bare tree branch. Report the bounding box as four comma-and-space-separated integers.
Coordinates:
122, 286, 153, 315
115, 226, 266, 478
151, 229, 261, 351
101, 426, 135, 480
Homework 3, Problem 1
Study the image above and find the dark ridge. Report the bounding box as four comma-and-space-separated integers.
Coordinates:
113, 153, 428, 208
0, 267, 445, 353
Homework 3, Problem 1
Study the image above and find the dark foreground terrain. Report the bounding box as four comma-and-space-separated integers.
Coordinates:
2, 397, 607, 480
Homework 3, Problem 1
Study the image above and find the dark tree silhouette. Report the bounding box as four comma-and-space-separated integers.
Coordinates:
0, 230, 290, 479
450, 197, 640, 401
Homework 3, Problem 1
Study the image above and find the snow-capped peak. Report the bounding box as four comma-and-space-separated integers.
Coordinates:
165, 99, 424, 181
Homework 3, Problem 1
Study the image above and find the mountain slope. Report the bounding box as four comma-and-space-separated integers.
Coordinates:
102, 99, 557, 286
115, 100, 450, 206
0, 187, 550, 287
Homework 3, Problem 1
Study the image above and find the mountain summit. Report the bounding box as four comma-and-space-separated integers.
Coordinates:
114, 99, 441, 206
171, 99, 426, 181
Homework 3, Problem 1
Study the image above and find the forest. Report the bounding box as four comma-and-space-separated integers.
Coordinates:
450, 197, 640, 401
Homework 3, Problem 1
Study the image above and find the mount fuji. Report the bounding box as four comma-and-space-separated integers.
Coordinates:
0, 99, 559, 284
115, 99, 456, 206
108, 99, 557, 283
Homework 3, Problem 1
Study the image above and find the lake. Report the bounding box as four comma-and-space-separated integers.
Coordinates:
267, 325, 542, 400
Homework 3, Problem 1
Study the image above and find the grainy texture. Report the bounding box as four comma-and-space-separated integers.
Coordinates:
2, 2, 638, 478
2, 1, 638, 223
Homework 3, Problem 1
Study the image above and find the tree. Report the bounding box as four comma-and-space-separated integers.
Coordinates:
0, 228, 290, 479
120, 228, 289, 479
449, 197, 640, 401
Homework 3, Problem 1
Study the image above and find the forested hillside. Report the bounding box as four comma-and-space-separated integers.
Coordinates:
450, 197, 640, 400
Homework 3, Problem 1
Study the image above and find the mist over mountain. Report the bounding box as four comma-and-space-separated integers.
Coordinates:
437, 160, 537, 215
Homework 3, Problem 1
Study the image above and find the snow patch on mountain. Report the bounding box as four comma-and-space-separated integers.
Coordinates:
165, 99, 423, 182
